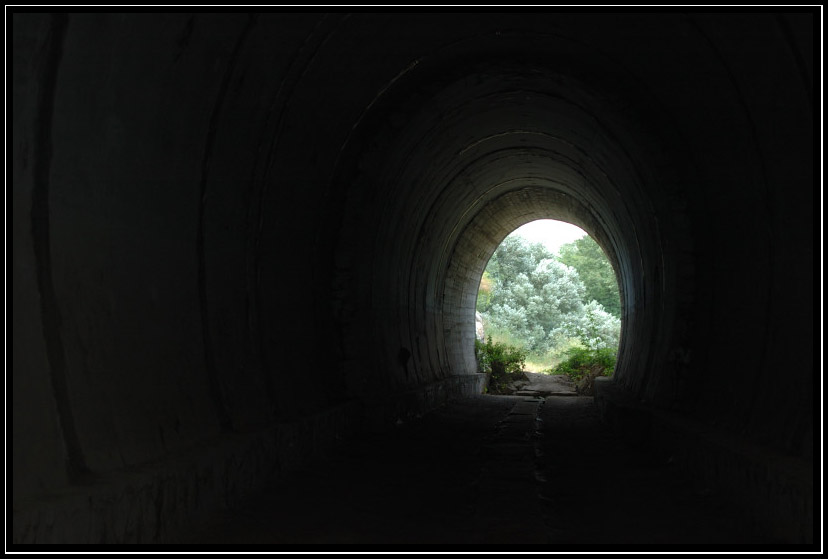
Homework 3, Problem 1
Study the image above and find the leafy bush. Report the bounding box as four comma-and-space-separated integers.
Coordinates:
475, 335, 527, 393
564, 300, 621, 352
475, 335, 526, 374
548, 346, 616, 383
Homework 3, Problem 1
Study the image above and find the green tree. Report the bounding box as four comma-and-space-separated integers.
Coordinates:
482, 236, 587, 354
485, 235, 555, 289
476, 229, 622, 366
557, 236, 621, 318
563, 299, 621, 351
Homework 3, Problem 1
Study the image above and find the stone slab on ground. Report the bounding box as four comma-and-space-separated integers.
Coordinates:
515, 372, 577, 396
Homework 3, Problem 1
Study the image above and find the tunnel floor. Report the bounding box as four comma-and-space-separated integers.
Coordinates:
171, 394, 770, 546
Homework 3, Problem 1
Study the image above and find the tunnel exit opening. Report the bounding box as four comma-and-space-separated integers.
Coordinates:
469, 218, 623, 396
437, 185, 629, 397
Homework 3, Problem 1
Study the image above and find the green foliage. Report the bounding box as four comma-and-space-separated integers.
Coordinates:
476, 270, 494, 313
557, 235, 621, 318
478, 231, 620, 350
485, 236, 560, 295
564, 300, 621, 352
545, 335, 587, 367
548, 346, 616, 383
485, 257, 587, 354
475, 335, 526, 374
546, 297, 619, 381
475, 335, 527, 393
475, 226, 622, 374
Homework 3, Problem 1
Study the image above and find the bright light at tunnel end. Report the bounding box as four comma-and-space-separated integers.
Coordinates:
508, 219, 588, 255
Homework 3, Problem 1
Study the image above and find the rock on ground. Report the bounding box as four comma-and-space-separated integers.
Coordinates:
509, 372, 576, 396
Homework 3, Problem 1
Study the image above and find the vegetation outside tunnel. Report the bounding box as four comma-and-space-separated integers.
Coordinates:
475, 229, 621, 377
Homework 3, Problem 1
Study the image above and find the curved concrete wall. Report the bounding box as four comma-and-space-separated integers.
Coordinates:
12, 11, 814, 542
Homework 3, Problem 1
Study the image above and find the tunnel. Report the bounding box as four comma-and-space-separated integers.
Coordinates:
11, 11, 816, 546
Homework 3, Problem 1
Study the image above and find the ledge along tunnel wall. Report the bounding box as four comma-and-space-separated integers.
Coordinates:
11, 12, 815, 544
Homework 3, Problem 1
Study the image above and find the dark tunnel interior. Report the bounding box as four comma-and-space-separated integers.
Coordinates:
10, 11, 817, 546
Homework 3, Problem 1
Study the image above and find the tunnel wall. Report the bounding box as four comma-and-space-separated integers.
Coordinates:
12, 11, 815, 543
